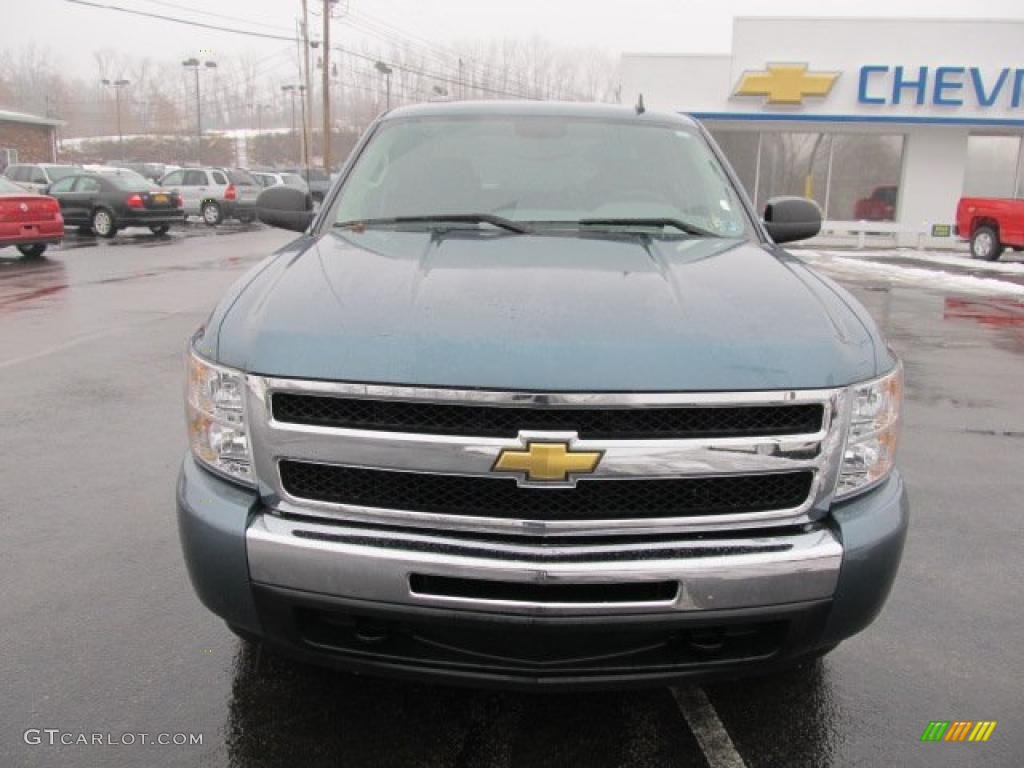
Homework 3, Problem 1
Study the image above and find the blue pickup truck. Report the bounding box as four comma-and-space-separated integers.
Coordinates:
178, 102, 907, 689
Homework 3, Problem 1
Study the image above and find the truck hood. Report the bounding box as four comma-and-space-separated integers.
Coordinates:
213, 229, 885, 391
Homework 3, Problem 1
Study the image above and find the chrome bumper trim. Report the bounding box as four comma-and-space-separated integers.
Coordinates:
246, 513, 843, 616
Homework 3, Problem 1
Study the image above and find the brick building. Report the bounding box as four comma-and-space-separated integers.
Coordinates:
0, 109, 63, 171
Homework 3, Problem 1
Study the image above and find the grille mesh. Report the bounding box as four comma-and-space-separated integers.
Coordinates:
279, 461, 814, 520
272, 394, 824, 439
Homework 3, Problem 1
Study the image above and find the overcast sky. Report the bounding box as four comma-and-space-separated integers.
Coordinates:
7, 0, 1024, 78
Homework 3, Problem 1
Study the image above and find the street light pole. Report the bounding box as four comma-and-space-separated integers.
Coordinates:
282, 85, 300, 164
182, 58, 216, 165
101, 78, 131, 161
375, 61, 393, 112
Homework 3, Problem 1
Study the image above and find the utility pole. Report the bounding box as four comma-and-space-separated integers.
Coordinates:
182, 58, 216, 165
300, 0, 314, 169
101, 78, 130, 161
322, 0, 333, 171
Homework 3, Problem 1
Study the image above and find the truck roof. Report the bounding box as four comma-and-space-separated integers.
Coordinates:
381, 100, 699, 128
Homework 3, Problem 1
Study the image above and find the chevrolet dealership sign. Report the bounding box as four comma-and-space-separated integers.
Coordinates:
733, 62, 1024, 110
857, 66, 1024, 108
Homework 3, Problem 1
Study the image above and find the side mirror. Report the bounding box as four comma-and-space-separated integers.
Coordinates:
256, 185, 315, 233
763, 196, 822, 244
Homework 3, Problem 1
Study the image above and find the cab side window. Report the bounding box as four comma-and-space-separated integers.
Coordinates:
48, 177, 77, 194
184, 170, 206, 186
75, 177, 101, 193
10, 166, 26, 181
162, 171, 183, 186
31, 168, 48, 184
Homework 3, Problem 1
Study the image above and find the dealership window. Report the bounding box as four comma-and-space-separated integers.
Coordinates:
829, 135, 904, 221
708, 130, 759, 200
707, 128, 905, 220
756, 132, 831, 213
963, 135, 1022, 199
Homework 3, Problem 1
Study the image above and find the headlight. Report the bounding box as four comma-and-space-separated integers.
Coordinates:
835, 362, 903, 500
186, 350, 254, 486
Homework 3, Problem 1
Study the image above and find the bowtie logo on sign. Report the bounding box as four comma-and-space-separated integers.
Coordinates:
733, 63, 840, 105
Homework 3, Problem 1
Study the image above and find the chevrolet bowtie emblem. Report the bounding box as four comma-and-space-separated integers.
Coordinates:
733, 63, 839, 105
493, 441, 602, 484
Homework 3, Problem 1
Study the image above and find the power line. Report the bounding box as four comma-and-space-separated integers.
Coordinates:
62, 0, 542, 100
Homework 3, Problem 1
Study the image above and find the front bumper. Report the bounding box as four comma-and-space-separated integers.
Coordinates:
177, 456, 908, 688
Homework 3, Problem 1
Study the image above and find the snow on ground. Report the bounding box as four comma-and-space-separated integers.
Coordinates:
810, 247, 1024, 275
796, 249, 1024, 298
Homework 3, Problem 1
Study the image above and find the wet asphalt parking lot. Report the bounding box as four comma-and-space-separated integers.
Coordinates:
1, 225, 1022, 768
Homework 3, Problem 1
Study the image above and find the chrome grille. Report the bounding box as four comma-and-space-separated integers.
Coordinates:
271, 392, 825, 439
246, 378, 849, 536
279, 461, 815, 520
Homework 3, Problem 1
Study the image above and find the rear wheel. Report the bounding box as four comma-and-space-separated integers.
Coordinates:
201, 201, 223, 226
92, 208, 117, 238
16, 243, 47, 258
149, 224, 170, 236
970, 226, 1002, 261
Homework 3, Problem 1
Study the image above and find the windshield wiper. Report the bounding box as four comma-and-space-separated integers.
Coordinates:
576, 217, 719, 238
336, 214, 531, 234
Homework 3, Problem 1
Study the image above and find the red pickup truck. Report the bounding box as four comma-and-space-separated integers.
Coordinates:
955, 196, 1024, 261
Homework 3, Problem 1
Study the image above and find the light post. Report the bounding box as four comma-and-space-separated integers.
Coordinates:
282, 85, 302, 163
182, 57, 216, 165
101, 78, 130, 160
375, 61, 393, 111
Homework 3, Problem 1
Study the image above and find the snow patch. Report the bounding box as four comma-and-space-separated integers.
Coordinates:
798, 250, 1024, 298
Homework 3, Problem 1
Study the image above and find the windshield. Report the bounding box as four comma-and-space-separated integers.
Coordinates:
333, 116, 751, 237
225, 168, 257, 185
44, 166, 78, 181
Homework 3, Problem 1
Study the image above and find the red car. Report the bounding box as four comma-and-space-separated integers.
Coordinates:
956, 196, 1024, 261
853, 185, 898, 221
0, 175, 64, 257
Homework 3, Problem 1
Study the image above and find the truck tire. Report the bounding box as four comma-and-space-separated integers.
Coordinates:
970, 226, 1002, 261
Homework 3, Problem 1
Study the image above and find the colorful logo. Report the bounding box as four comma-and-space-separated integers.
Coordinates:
920, 721, 997, 742
733, 63, 839, 105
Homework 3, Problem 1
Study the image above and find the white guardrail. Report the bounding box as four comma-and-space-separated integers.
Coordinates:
810, 221, 968, 251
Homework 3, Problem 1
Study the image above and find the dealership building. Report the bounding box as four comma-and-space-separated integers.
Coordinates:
620, 17, 1024, 247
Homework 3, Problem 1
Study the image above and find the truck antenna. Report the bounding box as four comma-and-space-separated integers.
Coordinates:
635, 93, 645, 115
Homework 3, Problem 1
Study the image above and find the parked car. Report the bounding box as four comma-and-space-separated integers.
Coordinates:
110, 162, 168, 182
0, 175, 63, 257
853, 185, 898, 221
3, 163, 81, 194
282, 166, 331, 202
158, 166, 258, 225
179, 102, 908, 688
252, 170, 309, 195
955, 195, 1024, 261
46, 171, 182, 237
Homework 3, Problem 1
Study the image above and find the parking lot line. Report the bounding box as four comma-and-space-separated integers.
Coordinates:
672, 686, 747, 768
